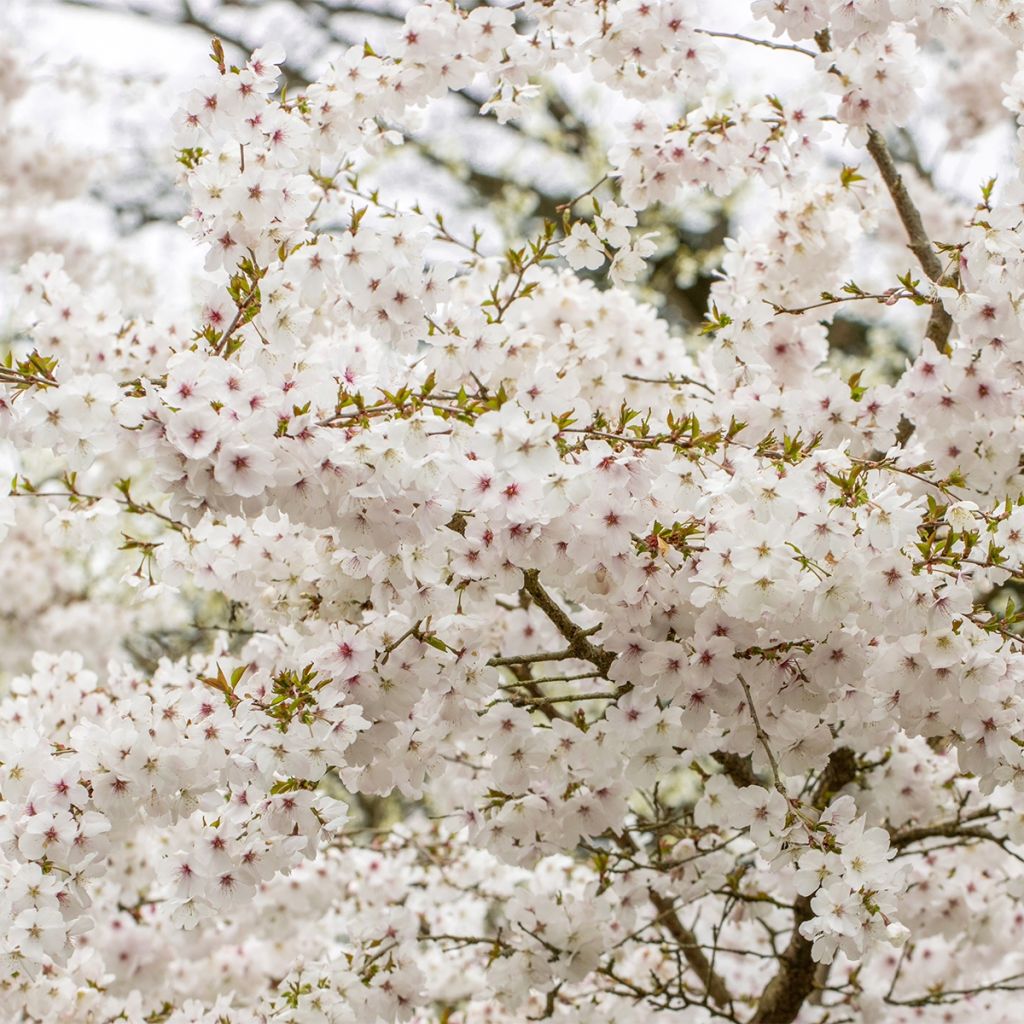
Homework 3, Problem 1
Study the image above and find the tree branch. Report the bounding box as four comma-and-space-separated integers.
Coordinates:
749, 747, 857, 1024
891, 811, 997, 849
615, 832, 733, 1009
648, 888, 734, 1009
711, 751, 758, 788
519, 569, 616, 676
864, 127, 953, 353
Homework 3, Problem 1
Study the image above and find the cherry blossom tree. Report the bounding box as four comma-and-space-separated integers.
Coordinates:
6, 1, 1024, 1022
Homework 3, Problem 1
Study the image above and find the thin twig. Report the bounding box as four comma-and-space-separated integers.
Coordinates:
695, 28, 817, 57
623, 372, 714, 395
736, 674, 783, 793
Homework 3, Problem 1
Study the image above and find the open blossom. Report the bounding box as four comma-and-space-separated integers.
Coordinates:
594, 200, 638, 247
560, 222, 606, 270
213, 442, 275, 497
610, 231, 658, 285
729, 785, 789, 844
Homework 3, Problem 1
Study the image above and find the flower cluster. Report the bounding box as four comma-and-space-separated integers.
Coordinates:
6, 0, 1024, 1022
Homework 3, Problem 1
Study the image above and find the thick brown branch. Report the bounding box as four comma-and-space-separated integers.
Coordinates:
891, 807, 997, 848
520, 569, 616, 676
488, 647, 593, 668
614, 832, 733, 1009
864, 127, 953, 352
810, 745, 857, 807
749, 747, 857, 1024
893, 823, 994, 848
889, 808, 1024, 866
711, 751, 758, 788
647, 888, 734, 1009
